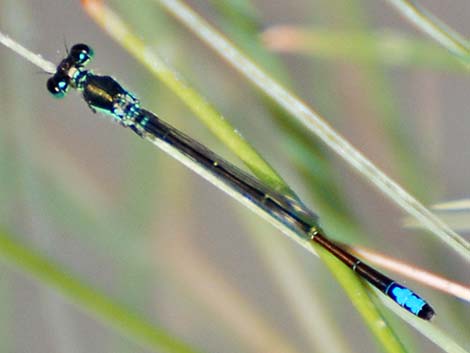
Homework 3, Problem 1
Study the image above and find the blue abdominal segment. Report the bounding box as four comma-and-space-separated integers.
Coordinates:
386, 282, 434, 320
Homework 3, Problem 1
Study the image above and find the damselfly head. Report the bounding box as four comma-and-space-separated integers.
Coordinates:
47, 43, 94, 98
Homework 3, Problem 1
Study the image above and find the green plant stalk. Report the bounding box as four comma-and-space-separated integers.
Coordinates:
0, 229, 202, 353
151, 0, 469, 261
208, 0, 371, 244
208, 2, 380, 352
208, 1, 408, 352
384, 0, 470, 66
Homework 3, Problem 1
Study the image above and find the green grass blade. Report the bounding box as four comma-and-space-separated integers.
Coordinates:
0, 229, 203, 353
384, 0, 470, 66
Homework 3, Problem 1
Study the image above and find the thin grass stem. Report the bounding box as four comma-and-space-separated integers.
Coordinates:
383, 0, 470, 66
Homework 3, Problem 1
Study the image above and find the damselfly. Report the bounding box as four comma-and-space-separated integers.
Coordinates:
47, 43, 435, 320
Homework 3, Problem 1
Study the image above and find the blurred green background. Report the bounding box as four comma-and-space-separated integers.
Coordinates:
0, 0, 468, 352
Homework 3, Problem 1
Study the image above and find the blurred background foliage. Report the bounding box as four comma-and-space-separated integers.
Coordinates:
0, 0, 468, 352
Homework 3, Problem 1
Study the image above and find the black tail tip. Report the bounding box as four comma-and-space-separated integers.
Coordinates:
418, 304, 435, 321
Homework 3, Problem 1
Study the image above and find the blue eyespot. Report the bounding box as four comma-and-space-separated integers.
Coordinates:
386, 283, 426, 316
70, 43, 94, 66
47, 74, 70, 98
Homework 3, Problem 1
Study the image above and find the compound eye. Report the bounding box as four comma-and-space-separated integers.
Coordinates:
47, 74, 70, 98
70, 43, 94, 66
